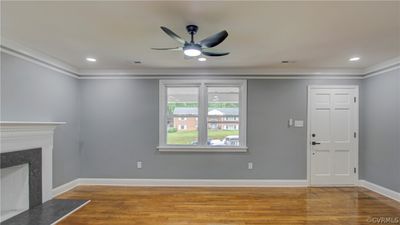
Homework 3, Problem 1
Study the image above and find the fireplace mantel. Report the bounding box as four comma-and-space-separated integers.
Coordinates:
1, 121, 65, 203
1, 121, 66, 129
1, 121, 66, 125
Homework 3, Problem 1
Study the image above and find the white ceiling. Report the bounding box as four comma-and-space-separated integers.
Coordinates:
1, 1, 400, 75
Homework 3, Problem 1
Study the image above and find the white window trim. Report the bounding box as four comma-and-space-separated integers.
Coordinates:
158, 80, 247, 153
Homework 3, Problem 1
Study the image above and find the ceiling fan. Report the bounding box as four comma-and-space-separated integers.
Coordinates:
152, 25, 229, 57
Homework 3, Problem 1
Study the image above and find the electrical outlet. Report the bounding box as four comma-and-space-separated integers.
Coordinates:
248, 162, 253, 170
137, 161, 142, 169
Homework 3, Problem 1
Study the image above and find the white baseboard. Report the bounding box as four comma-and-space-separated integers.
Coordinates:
359, 180, 400, 202
52, 178, 307, 196
52, 178, 307, 197
53, 179, 399, 203
52, 179, 80, 197
78, 178, 308, 187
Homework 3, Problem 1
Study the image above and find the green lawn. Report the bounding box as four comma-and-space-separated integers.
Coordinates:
167, 130, 239, 145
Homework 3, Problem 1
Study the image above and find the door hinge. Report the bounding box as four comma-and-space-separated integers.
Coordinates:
354, 132, 357, 138
354, 167, 357, 173
354, 97, 357, 103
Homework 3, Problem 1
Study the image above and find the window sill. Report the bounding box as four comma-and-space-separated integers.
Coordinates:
157, 146, 248, 153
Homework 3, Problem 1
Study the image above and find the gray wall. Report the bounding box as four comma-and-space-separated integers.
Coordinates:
1, 53, 81, 187
3, 51, 398, 193
79, 78, 360, 179
360, 68, 400, 192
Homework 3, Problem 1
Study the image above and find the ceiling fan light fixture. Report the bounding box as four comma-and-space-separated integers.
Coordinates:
153, 25, 229, 58
183, 44, 202, 57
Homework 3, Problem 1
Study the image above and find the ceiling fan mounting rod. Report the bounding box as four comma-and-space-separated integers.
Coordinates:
186, 25, 198, 43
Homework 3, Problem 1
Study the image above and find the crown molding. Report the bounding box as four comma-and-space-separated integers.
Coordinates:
77, 67, 364, 77
78, 74, 364, 80
364, 56, 400, 74
1, 39, 399, 80
1, 38, 79, 78
363, 56, 400, 79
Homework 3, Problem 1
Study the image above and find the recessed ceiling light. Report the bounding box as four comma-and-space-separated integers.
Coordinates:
198, 57, 207, 62
349, 57, 360, 62
86, 57, 96, 62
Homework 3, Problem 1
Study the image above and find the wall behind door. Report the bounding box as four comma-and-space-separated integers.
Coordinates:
5, 51, 399, 194
79, 78, 360, 180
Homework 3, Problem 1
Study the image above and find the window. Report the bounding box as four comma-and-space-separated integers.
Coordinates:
207, 87, 240, 146
158, 80, 247, 152
166, 87, 198, 145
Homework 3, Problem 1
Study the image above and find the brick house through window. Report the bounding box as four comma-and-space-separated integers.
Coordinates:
172, 108, 239, 131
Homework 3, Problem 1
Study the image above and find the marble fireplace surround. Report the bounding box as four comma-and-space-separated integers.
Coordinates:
0, 122, 92, 225
0, 122, 65, 204
1, 148, 42, 209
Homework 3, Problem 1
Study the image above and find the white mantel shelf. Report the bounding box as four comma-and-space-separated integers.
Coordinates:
0, 121, 66, 125
0, 121, 66, 132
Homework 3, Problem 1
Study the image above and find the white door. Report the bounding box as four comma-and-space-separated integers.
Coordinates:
308, 86, 358, 186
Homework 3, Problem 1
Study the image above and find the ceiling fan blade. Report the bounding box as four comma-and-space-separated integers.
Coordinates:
199, 30, 228, 48
151, 47, 182, 51
202, 51, 230, 57
160, 26, 187, 45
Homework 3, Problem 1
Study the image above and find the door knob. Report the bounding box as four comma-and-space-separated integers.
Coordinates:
312, 141, 321, 145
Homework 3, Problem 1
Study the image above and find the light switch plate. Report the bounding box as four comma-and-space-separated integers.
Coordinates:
137, 161, 142, 169
294, 120, 304, 127
288, 118, 294, 127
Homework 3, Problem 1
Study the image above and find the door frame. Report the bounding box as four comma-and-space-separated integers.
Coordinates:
306, 85, 359, 186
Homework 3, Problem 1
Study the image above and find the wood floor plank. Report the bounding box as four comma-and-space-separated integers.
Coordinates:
56, 186, 400, 225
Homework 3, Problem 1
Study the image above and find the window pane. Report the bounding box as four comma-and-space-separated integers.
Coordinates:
166, 87, 199, 145
207, 87, 240, 146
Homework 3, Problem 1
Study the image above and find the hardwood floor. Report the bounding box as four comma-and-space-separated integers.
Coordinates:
57, 186, 400, 225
